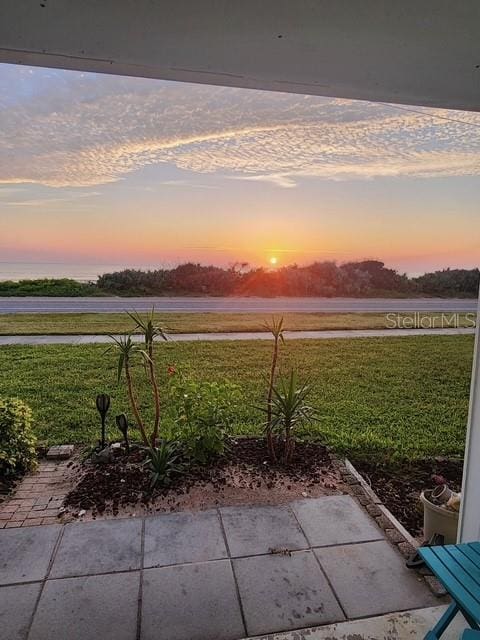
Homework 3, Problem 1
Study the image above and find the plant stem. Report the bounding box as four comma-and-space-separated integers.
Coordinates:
125, 362, 149, 447
284, 418, 293, 463
266, 335, 278, 461
148, 342, 161, 448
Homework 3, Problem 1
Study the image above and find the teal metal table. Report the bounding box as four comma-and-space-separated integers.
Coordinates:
419, 543, 480, 639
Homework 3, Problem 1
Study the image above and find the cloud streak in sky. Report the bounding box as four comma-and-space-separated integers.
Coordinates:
2, 191, 100, 206
1, 66, 480, 189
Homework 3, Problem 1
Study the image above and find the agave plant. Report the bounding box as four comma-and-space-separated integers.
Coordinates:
262, 316, 286, 460
127, 308, 167, 447
268, 370, 316, 463
143, 440, 183, 488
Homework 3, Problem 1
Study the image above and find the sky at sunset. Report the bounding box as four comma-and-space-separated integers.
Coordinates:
1, 63, 479, 276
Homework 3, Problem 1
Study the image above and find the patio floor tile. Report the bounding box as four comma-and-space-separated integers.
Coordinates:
0, 525, 61, 584
143, 509, 227, 568
220, 504, 308, 557
50, 518, 142, 578
292, 496, 383, 546
29, 572, 140, 640
141, 560, 245, 640
315, 540, 439, 618
0, 583, 42, 640
233, 550, 345, 636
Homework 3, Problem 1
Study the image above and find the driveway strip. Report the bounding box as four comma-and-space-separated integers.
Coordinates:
0, 327, 474, 346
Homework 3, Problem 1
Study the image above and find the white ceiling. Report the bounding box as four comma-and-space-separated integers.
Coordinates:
1, 1, 479, 111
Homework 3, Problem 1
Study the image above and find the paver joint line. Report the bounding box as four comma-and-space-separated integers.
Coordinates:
1, 567, 147, 587
23, 524, 64, 640
135, 518, 146, 640
289, 500, 349, 622
217, 506, 255, 638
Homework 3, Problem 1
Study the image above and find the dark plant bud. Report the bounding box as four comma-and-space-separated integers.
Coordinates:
116, 413, 130, 452
116, 413, 128, 436
96, 393, 111, 417
96, 393, 111, 450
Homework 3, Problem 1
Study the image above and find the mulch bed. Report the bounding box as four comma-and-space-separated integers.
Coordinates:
353, 457, 464, 537
64, 438, 338, 517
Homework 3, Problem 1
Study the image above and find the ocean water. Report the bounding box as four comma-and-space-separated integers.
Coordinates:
0, 263, 162, 282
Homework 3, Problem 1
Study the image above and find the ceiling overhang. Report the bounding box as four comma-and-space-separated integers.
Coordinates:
0, 1, 479, 110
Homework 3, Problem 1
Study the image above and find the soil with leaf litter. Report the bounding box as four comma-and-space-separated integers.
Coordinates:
353, 457, 464, 537
63, 438, 343, 519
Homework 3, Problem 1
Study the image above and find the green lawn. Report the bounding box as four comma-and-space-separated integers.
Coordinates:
0, 311, 475, 335
0, 335, 473, 463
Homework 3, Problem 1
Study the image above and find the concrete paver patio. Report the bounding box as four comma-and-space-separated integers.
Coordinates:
0, 495, 440, 640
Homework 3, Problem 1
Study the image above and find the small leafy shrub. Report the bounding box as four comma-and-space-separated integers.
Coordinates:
168, 375, 241, 463
0, 397, 37, 473
143, 441, 183, 488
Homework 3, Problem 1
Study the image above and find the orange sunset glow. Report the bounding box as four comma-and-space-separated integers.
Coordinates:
1, 63, 479, 276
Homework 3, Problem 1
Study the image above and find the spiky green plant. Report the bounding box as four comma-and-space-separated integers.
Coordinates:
107, 333, 150, 447
127, 309, 167, 446
143, 440, 183, 488
262, 316, 286, 460
107, 309, 168, 448
268, 370, 316, 463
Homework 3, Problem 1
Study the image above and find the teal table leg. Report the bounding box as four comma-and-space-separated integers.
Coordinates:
424, 602, 460, 640
461, 612, 480, 632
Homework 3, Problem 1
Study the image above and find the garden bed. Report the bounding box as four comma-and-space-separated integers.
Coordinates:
63, 438, 342, 519
353, 457, 464, 537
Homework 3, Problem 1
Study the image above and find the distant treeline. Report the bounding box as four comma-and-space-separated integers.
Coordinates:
0, 278, 99, 297
1, 261, 478, 297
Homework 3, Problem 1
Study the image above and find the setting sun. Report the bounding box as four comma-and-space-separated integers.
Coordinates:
269, 257, 278, 265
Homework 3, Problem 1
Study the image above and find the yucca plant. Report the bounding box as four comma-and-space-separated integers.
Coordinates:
107, 310, 168, 448
268, 370, 316, 463
262, 316, 285, 460
127, 309, 167, 447
143, 440, 183, 488
108, 333, 150, 446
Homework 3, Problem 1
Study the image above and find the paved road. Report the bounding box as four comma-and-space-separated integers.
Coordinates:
0, 296, 477, 314
0, 327, 474, 345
